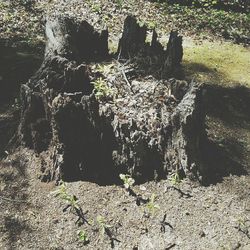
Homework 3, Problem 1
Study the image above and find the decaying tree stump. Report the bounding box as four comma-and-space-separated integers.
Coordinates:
18, 15, 206, 184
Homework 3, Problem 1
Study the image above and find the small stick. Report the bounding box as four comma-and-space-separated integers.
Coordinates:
165, 243, 176, 250
121, 67, 131, 88
115, 59, 132, 90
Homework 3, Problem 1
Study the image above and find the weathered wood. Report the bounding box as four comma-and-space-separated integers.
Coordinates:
45, 16, 108, 62
118, 16, 183, 77
18, 15, 206, 184
163, 31, 183, 77
117, 16, 147, 58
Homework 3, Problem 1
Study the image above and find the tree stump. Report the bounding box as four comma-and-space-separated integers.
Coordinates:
18, 15, 206, 184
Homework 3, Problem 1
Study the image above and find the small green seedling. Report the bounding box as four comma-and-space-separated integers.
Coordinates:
145, 193, 160, 216
91, 3, 101, 13
96, 216, 120, 248
169, 172, 182, 185
51, 181, 67, 200
119, 174, 135, 189
52, 182, 89, 225
237, 217, 250, 238
137, 19, 145, 28
77, 230, 89, 245
96, 215, 112, 235
52, 182, 79, 210
147, 20, 157, 30
92, 77, 114, 100
61, 193, 79, 211
119, 174, 148, 204
97, 63, 114, 76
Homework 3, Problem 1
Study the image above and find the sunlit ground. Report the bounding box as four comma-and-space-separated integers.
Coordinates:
183, 40, 250, 87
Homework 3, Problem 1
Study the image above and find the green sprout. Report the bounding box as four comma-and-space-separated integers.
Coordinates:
52, 182, 90, 225
119, 174, 135, 189
92, 77, 114, 100
96, 216, 120, 247
52, 182, 79, 210
91, 3, 101, 13
237, 217, 250, 238
96, 215, 112, 235
77, 230, 89, 245
169, 172, 182, 185
147, 20, 157, 30
145, 193, 160, 216
96, 63, 114, 76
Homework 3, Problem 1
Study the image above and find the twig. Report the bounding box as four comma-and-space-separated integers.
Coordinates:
117, 47, 122, 61
115, 59, 132, 90
165, 243, 176, 250
121, 67, 131, 89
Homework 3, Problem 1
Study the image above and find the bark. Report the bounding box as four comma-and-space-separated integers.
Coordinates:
118, 16, 183, 77
18, 15, 206, 184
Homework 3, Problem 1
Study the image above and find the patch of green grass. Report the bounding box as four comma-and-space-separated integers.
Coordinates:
183, 40, 250, 87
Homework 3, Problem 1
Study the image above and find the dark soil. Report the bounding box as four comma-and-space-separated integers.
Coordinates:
0, 149, 249, 249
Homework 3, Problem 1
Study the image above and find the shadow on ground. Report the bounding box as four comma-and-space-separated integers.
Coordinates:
202, 84, 250, 185
182, 61, 232, 85
0, 41, 42, 157
0, 156, 34, 249
0, 40, 42, 104
204, 84, 250, 125
0, 42, 41, 248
